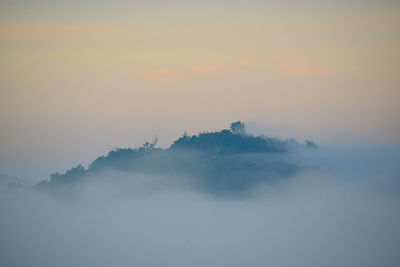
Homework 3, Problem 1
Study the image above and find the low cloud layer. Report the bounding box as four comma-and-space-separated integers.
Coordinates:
1, 145, 399, 266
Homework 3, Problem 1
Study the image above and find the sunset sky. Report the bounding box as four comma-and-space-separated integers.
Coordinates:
1, 0, 399, 180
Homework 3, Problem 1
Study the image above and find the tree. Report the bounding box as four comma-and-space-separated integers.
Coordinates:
304, 140, 317, 149
143, 136, 158, 152
230, 121, 245, 135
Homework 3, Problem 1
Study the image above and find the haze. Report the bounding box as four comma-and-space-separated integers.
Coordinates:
0, 1, 399, 266
1, 146, 400, 266
1, 0, 399, 180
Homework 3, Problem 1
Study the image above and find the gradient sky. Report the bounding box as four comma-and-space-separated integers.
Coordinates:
0, 0, 399, 181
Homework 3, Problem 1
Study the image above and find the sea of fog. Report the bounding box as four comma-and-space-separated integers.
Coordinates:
1, 146, 399, 267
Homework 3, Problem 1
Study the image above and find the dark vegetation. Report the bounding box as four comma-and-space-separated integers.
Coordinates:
37, 122, 317, 194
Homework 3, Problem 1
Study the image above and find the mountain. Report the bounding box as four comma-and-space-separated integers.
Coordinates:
37, 121, 316, 194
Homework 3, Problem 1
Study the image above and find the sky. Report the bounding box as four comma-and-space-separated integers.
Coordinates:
1, 2, 400, 265
0, 0, 399, 181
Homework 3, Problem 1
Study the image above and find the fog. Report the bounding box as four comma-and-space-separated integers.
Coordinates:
1, 146, 399, 267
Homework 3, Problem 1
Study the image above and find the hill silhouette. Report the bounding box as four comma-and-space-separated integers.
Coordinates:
38, 122, 317, 194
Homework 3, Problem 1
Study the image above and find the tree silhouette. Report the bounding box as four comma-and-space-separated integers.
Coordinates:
142, 136, 158, 152
230, 121, 245, 135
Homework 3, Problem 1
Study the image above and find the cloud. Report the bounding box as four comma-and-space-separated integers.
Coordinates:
135, 60, 250, 82
1, 146, 399, 266
192, 60, 250, 73
279, 63, 327, 77
135, 69, 187, 82
192, 64, 221, 72
1, 122, 399, 266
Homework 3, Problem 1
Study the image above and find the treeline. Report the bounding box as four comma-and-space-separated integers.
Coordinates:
38, 121, 316, 193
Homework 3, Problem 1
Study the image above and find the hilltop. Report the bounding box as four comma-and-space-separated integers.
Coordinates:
37, 121, 316, 194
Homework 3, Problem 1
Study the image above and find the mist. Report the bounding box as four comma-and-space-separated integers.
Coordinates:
1, 144, 399, 267
1, 0, 399, 264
